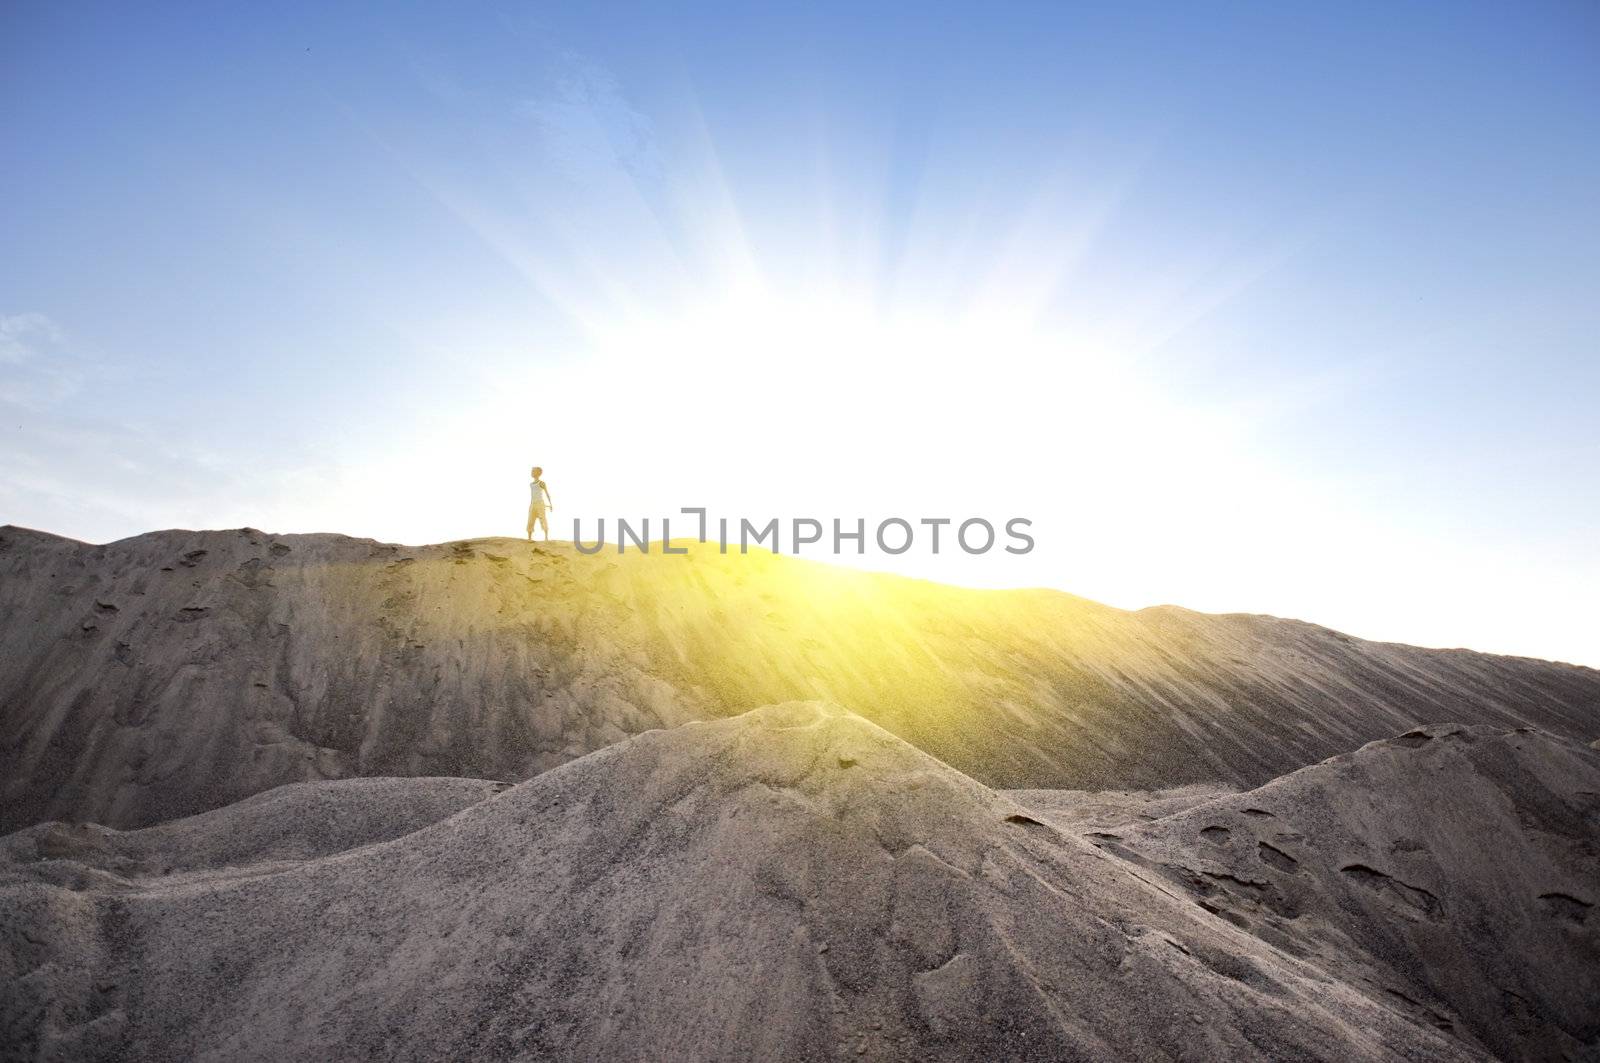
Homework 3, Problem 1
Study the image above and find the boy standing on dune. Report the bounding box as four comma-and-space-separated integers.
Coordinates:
527, 466, 553, 542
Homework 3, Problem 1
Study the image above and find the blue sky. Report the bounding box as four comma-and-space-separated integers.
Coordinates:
3, 2, 1598, 664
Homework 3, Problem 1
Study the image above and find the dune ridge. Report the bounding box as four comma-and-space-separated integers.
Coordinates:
3, 524, 1596, 832
3, 701, 1522, 1062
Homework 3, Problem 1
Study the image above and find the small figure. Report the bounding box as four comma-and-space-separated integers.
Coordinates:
527, 466, 553, 542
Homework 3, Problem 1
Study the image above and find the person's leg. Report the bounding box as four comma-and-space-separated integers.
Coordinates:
536, 511, 549, 541
527, 506, 536, 541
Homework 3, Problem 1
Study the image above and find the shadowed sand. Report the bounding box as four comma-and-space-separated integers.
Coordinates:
1015, 724, 1600, 1060
6, 701, 1551, 1062
3, 525, 1597, 832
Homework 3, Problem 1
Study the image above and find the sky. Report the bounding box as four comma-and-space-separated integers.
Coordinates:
3, 2, 1598, 665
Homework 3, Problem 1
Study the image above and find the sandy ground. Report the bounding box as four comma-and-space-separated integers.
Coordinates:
1003, 782, 1240, 833
1018, 725, 1600, 1060
17, 702, 1590, 1061
4, 525, 1597, 832
2, 525, 1597, 1061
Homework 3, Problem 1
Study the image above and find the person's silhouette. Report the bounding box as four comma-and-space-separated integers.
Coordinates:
526, 466, 553, 542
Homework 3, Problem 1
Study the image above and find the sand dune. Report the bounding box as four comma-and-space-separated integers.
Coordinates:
3, 525, 1597, 832
4, 702, 1511, 1062
3, 524, 1598, 1060
0, 776, 507, 883
1020, 725, 1600, 1060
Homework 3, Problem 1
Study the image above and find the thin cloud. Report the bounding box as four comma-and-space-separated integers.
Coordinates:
518, 56, 663, 183
0, 312, 64, 364
0, 312, 82, 408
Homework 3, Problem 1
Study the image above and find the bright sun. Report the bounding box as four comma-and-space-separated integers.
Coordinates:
345, 283, 1256, 594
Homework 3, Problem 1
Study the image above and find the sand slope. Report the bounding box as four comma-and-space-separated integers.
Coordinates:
3, 525, 1597, 831
1031, 725, 1600, 1061
3, 703, 1494, 1062
0, 776, 507, 883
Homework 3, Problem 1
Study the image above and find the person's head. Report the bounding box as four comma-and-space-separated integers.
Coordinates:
531, 466, 543, 479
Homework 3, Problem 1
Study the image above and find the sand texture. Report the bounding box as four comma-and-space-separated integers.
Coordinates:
11, 702, 1568, 1062
4, 525, 1597, 832
3, 525, 1597, 1061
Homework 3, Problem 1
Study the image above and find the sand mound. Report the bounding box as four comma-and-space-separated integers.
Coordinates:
3, 703, 1483, 1062
0, 776, 506, 887
1066, 725, 1600, 1060
4, 525, 1597, 832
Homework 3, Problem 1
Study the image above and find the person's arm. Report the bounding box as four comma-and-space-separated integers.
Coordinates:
543, 484, 554, 509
